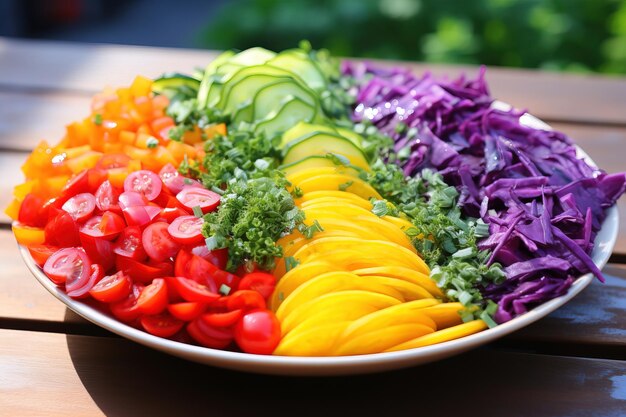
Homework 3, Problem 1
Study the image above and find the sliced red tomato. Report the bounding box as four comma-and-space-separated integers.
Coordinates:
99, 211, 126, 237
190, 246, 228, 270
113, 226, 147, 261
142, 222, 180, 262
122, 205, 161, 227
168, 216, 204, 245
96, 153, 131, 170
167, 302, 207, 321
159, 163, 202, 195
167, 277, 219, 304
124, 170, 162, 201
43, 247, 90, 286
118, 191, 148, 209
136, 278, 168, 315
115, 256, 173, 283
156, 206, 189, 223
18, 193, 46, 227
28, 244, 59, 267
140, 313, 184, 338
87, 168, 108, 192
175, 250, 238, 293
45, 211, 81, 247
174, 249, 193, 277
110, 283, 144, 322
67, 263, 103, 299
176, 187, 220, 213
62, 193, 96, 222
89, 271, 131, 303
239, 272, 276, 300
227, 290, 266, 312
60, 170, 90, 200
79, 233, 115, 272
201, 309, 243, 328
234, 309, 281, 355
187, 318, 233, 349
95, 180, 122, 213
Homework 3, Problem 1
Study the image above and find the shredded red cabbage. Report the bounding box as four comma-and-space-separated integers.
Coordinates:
344, 61, 626, 323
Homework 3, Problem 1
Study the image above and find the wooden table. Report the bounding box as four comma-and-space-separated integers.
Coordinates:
0, 38, 625, 416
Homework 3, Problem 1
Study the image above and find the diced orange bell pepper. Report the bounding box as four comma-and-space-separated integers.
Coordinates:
12, 223, 46, 247
166, 140, 197, 163
107, 167, 129, 188
130, 75, 153, 97
64, 145, 92, 159
65, 150, 103, 173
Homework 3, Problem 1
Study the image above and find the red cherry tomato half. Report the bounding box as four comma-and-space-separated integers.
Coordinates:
167, 277, 219, 304
156, 206, 189, 223
18, 193, 46, 227
113, 226, 147, 261
140, 313, 184, 338
61, 193, 96, 222
239, 272, 276, 300
110, 283, 144, 322
79, 234, 115, 273
95, 180, 122, 213
159, 163, 186, 194
234, 309, 281, 355
96, 153, 131, 170
167, 302, 207, 321
187, 318, 233, 349
80, 211, 126, 241
45, 211, 81, 247
124, 170, 163, 201
227, 290, 266, 312
61, 170, 90, 199
190, 246, 228, 270
176, 187, 220, 213
89, 271, 132, 303
136, 278, 168, 315
28, 244, 59, 267
118, 191, 148, 209
167, 215, 204, 245
67, 263, 103, 299
43, 247, 91, 286
122, 205, 161, 228
115, 257, 173, 283
142, 222, 180, 262
201, 309, 243, 328
87, 168, 108, 192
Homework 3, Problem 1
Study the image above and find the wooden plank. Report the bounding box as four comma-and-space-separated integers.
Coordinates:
0, 91, 91, 151
0, 38, 216, 93
3, 38, 626, 125
0, 230, 87, 327
0, 329, 625, 416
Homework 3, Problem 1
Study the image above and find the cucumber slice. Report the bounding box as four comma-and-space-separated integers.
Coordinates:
153, 73, 200, 94
335, 127, 363, 147
218, 64, 306, 109
283, 133, 370, 170
254, 97, 317, 139
280, 155, 359, 177
231, 103, 254, 128
197, 51, 236, 108
267, 50, 327, 90
228, 47, 276, 66
280, 121, 338, 148
252, 79, 317, 122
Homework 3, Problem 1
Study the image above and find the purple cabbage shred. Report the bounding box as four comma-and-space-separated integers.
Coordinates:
343, 61, 626, 323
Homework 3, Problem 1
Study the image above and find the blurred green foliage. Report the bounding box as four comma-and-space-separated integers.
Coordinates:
197, 0, 626, 74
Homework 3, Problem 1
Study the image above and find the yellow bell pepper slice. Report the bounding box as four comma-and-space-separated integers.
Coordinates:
286, 166, 360, 186
270, 260, 335, 311
334, 323, 435, 356
419, 302, 467, 329
294, 174, 382, 201
352, 266, 443, 298
276, 271, 405, 321
273, 321, 352, 356
280, 290, 400, 336
384, 320, 488, 352
296, 190, 373, 208
300, 196, 373, 211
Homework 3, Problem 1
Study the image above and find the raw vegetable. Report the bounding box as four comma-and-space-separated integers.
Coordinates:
344, 62, 626, 322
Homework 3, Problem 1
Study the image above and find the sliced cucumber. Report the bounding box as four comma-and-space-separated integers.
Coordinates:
228, 47, 276, 66
283, 133, 370, 170
231, 103, 254, 128
153, 73, 200, 93
254, 97, 317, 139
252, 79, 318, 122
280, 155, 360, 177
221, 74, 294, 116
335, 127, 363, 147
267, 50, 327, 90
218, 64, 305, 109
280, 121, 337, 148
197, 51, 236, 108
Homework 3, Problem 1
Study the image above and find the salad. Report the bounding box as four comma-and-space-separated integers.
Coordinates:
7, 43, 626, 356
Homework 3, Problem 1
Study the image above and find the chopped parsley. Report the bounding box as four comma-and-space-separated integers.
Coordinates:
93, 114, 103, 126
146, 136, 159, 149
201, 174, 305, 272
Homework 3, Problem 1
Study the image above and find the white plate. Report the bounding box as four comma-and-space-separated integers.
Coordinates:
20, 105, 620, 376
